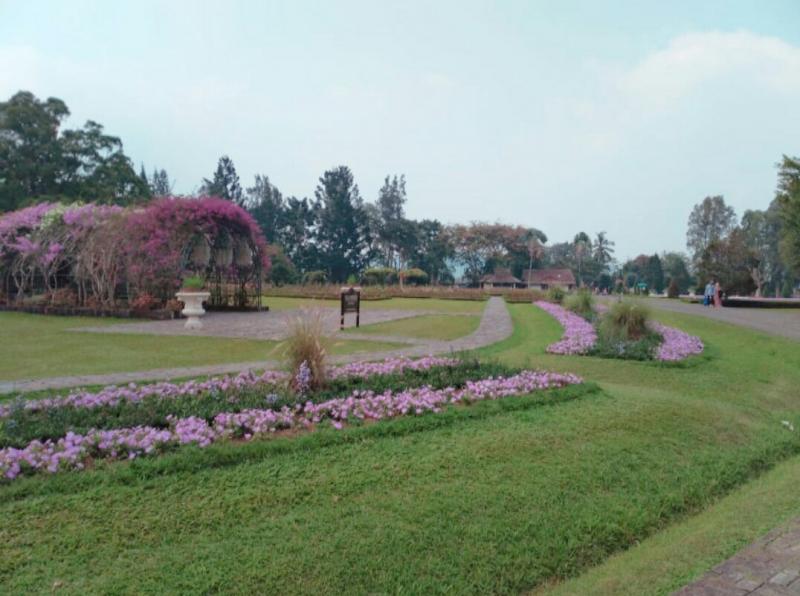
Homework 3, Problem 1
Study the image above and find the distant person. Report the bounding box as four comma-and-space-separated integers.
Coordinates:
703, 280, 714, 307
714, 281, 722, 308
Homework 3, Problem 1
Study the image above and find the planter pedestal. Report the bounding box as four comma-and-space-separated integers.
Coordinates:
176, 291, 211, 329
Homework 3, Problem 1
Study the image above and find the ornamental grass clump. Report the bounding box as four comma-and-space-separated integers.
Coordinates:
564, 289, 595, 320
600, 300, 650, 341
285, 308, 328, 393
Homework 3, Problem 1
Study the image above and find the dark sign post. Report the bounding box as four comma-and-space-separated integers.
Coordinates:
340, 287, 361, 329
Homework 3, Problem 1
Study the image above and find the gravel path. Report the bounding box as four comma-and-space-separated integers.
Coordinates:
74, 307, 442, 341
642, 299, 800, 342
0, 297, 512, 394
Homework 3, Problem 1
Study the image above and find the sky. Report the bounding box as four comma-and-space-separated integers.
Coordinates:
1, 0, 799, 261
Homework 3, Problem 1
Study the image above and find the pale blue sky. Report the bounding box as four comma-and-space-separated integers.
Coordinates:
1, 0, 799, 260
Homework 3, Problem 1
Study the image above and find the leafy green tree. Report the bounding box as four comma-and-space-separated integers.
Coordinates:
777, 155, 800, 277
0, 91, 148, 209
741, 201, 784, 296
246, 174, 283, 242
201, 155, 244, 206
405, 219, 454, 284
687, 195, 736, 265
59, 121, 150, 204
661, 252, 693, 293
371, 174, 409, 268
0, 91, 68, 210
277, 196, 319, 273
314, 166, 371, 282
697, 227, 757, 295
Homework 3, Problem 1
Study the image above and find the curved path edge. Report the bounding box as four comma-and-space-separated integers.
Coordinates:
0, 297, 513, 395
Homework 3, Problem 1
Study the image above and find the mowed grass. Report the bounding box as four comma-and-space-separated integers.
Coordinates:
0, 312, 399, 381
263, 295, 486, 314
545, 452, 800, 595
2, 305, 800, 593
343, 313, 480, 340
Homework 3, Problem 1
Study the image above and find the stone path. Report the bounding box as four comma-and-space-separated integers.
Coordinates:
644, 298, 800, 342
0, 297, 512, 394
676, 518, 800, 595
75, 307, 448, 341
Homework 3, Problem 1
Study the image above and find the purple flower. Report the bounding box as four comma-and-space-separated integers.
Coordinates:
650, 322, 704, 361
0, 357, 462, 419
0, 369, 582, 482
535, 301, 597, 355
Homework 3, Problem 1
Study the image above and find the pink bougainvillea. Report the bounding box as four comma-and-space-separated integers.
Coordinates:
0, 197, 271, 305
124, 196, 270, 299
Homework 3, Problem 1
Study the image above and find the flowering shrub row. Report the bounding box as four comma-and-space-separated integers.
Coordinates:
0, 357, 460, 419
0, 370, 582, 481
534, 301, 597, 355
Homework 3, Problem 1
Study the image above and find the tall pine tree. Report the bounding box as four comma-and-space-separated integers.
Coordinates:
201, 155, 244, 206
314, 166, 371, 282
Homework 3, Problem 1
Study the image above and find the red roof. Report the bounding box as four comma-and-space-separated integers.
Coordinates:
523, 268, 576, 285
480, 268, 521, 284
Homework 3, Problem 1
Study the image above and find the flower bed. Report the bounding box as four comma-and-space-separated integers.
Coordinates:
535, 301, 703, 362
0, 369, 581, 481
650, 322, 704, 361
0, 356, 459, 419
534, 301, 597, 355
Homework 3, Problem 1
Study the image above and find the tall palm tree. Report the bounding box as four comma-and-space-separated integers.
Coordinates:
573, 232, 592, 287
593, 231, 615, 266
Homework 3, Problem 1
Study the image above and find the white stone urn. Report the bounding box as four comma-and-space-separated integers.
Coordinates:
176, 291, 210, 329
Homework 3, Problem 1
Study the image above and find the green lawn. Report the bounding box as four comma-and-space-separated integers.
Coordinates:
546, 453, 800, 595
2, 305, 800, 594
343, 313, 480, 340
0, 312, 398, 381
264, 295, 486, 314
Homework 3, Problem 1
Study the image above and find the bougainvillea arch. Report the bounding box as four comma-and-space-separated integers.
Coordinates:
0, 197, 270, 310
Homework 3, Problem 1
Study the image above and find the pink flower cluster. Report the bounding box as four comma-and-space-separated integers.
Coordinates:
0, 357, 461, 418
0, 370, 289, 418
650, 322, 704, 361
0, 370, 581, 481
328, 356, 459, 379
535, 301, 597, 355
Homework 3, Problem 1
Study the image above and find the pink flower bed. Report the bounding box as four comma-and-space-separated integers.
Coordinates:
0, 370, 581, 481
0, 357, 461, 418
536, 301, 703, 361
650, 322, 704, 361
328, 356, 458, 380
534, 301, 597, 355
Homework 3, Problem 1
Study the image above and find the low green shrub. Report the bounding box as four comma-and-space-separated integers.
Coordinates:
546, 286, 566, 304
181, 275, 205, 290
399, 268, 429, 286
590, 329, 662, 360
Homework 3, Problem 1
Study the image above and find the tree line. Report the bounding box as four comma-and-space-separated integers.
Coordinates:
3, 90, 799, 293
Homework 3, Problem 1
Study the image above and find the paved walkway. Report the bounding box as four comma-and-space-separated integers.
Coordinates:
644, 298, 800, 342
0, 297, 513, 394
75, 307, 447, 341
676, 518, 800, 595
